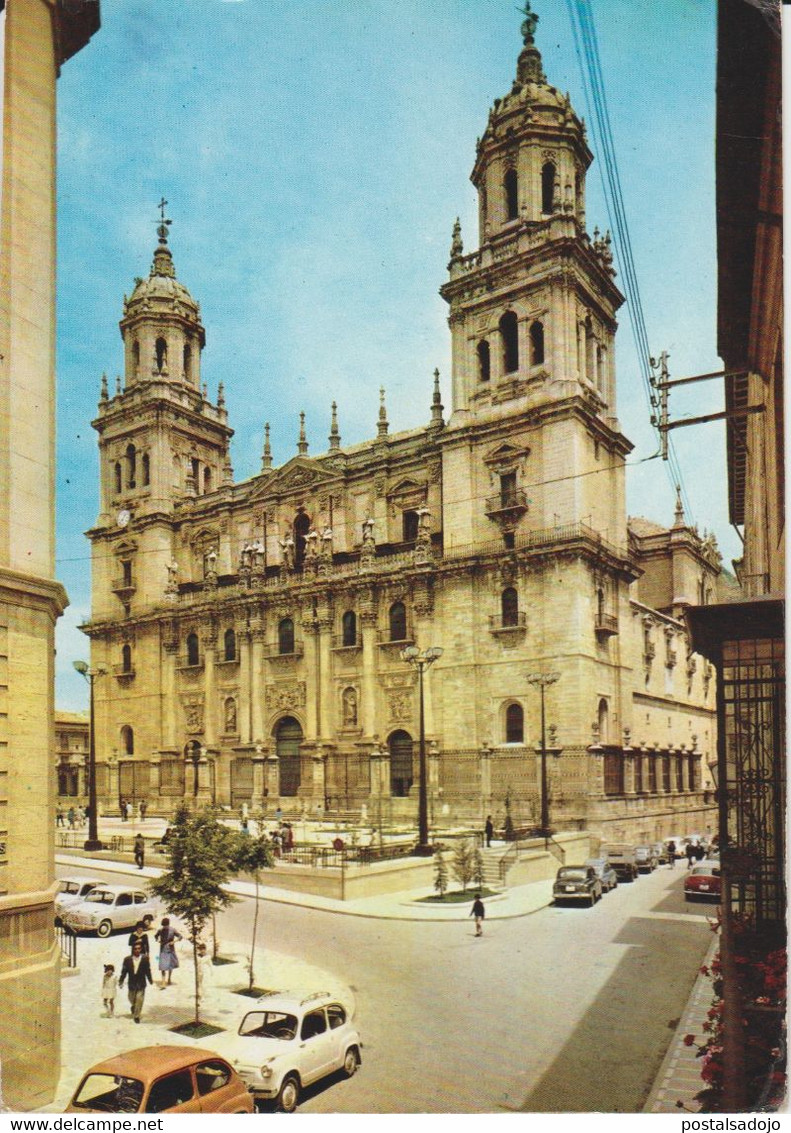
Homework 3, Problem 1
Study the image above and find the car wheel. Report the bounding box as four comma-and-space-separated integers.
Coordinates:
96, 919, 112, 938
343, 1047, 359, 1078
277, 1074, 300, 1114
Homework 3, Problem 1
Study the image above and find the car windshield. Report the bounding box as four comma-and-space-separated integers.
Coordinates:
84, 891, 117, 906
691, 866, 719, 877
586, 860, 605, 871
72, 1073, 144, 1113
238, 1010, 298, 1040
557, 868, 587, 880
59, 881, 80, 895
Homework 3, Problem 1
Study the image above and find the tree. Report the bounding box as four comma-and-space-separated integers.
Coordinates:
451, 838, 475, 892
149, 805, 240, 1024
433, 845, 449, 899
473, 845, 485, 890
233, 832, 275, 990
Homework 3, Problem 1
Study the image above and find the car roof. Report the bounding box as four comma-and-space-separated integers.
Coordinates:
251, 990, 334, 1012
60, 876, 102, 885
85, 883, 148, 895
78, 1046, 223, 1080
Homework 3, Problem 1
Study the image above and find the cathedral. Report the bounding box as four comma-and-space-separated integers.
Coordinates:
84, 14, 723, 844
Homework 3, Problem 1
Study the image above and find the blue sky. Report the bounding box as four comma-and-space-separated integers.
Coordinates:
54, 0, 728, 711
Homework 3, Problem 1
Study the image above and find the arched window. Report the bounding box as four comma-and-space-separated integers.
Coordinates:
505, 703, 524, 744
501, 587, 519, 627
114, 462, 122, 494
141, 453, 150, 487
183, 343, 192, 382
294, 512, 311, 570
530, 321, 545, 366
132, 340, 140, 375
598, 697, 609, 744
499, 311, 519, 374
126, 444, 136, 489
342, 610, 357, 648
203, 467, 212, 494
155, 336, 167, 373
278, 617, 295, 655
389, 601, 407, 642
402, 510, 419, 542
541, 161, 556, 214
504, 166, 519, 221
477, 340, 491, 382
224, 628, 236, 662
120, 725, 134, 756
121, 643, 132, 673
186, 632, 200, 667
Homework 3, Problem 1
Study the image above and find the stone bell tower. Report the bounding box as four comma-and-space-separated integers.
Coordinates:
439, 3, 632, 554
89, 210, 233, 621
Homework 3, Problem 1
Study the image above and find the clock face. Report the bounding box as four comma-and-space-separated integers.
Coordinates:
116, 509, 131, 528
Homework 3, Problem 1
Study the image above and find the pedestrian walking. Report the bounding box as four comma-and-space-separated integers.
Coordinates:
154, 917, 182, 987
686, 842, 696, 869
118, 940, 153, 1023
127, 920, 150, 955
140, 800, 147, 821
56, 806, 64, 827
470, 893, 485, 937
101, 963, 118, 1017
134, 833, 145, 870
67, 806, 75, 830
667, 840, 676, 868
484, 815, 494, 848
694, 841, 706, 862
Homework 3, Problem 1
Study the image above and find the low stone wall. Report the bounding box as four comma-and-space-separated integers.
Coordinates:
503, 831, 593, 886
264, 855, 435, 901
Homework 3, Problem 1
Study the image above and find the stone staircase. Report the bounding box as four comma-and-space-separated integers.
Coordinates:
479, 845, 507, 888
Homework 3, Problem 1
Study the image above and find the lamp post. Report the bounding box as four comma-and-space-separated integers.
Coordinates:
73, 660, 107, 851
526, 671, 560, 838
401, 645, 443, 855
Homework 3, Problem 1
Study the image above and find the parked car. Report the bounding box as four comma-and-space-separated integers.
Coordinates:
553, 866, 603, 906
651, 842, 669, 865
604, 844, 639, 881
206, 990, 362, 1112
585, 857, 618, 893
67, 1046, 254, 1114
60, 883, 157, 937
634, 845, 658, 873
55, 876, 102, 924
684, 862, 721, 902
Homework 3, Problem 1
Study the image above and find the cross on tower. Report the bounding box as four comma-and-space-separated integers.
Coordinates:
156, 197, 172, 243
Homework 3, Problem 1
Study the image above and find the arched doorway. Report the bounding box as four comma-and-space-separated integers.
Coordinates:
389, 730, 413, 798
276, 716, 303, 797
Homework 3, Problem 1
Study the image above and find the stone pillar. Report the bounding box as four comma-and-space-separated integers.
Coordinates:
623, 747, 636, 795
264, 751, 280, 803
162, 637, 179, 749
360, 610, 378, 739
202, 626, 217, 747
302, 612, 319, 741
317, 609, 333, 741
479, 743, 492, 810
250, 617, 265, 742
238, 628, 251, 744
312, 750, 327, 805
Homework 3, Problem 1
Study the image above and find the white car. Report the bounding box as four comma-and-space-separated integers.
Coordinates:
60, 883, 157, 937
208, 990, 362, 1112
55, 876, 102, 923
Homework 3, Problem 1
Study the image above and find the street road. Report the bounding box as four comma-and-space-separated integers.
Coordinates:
63, 862, 714, 1113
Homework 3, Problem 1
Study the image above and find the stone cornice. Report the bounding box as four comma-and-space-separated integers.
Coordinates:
0, 567, 68, 620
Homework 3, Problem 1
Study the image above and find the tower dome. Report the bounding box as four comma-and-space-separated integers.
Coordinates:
119, 204, 205, 389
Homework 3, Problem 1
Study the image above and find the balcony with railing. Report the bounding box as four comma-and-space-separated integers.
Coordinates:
331, 632, 363, 651
595, 612, 619, 639
264, 640, 305, 660
111, 575, 136, 599
485, 488, 529, 520
489, 611, 527, 636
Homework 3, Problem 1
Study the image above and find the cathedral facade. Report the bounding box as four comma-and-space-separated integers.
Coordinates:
84, 19, 721, 844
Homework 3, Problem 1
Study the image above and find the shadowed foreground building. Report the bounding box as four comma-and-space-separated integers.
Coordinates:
84, 16, 722, 846
0, 0, 99, 1111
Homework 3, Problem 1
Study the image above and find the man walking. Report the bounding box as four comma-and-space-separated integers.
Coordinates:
134, 833, 145, 870
119, 940, 153, 1023
667, 840, 676, 869
484, 815, 494, 848
470, 893, 485, 937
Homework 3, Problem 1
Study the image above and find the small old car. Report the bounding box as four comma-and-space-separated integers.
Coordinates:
684, 862, 721, 902
205, 990, 362, 1112
634, 845, 659, 873
604, 844, 639, 882
552, 865, 602, 906
60, 883, 157, 937
585, 857, 618, 893
54, 876, 102, 924
67, 1046, 254, 1114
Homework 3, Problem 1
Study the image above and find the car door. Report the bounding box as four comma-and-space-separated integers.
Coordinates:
114, 891, 134, 928
325, 1003, 350, 1070
144, 1069, 201, 1114
195, 1059, 249, 1113
298, 1008, 334, 1084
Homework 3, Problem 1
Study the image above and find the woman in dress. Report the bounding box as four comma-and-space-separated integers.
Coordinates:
154, 916, 182, 987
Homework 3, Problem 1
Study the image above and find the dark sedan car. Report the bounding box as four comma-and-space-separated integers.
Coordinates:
553, 866, 602, 906
684, 863, 721, 902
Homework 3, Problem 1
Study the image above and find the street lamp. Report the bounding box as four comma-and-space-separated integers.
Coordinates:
401, 645, 443, 855
73, 660, 107, 851
526, 671, 560, 839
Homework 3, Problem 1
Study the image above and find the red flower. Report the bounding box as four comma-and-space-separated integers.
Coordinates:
683, 1034, 697, 1046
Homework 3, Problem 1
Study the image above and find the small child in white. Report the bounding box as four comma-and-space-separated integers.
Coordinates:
102, 963, 118, 1017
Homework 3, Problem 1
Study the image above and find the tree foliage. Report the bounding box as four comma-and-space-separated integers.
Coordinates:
451, 838, 475, 892
149, 805, 240, 1022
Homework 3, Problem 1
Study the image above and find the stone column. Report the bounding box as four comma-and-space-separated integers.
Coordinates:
202, 624, 217, 747
479, 743, 492, 811
359, 603, 378, 740
237, 628, 251, 744
252, 748, 268, 811
623, 747, 636, 795
312, 749, 327, 806
302, 610, 319, 741
250, 616, 265, 743
162, 632, 179, 749
317, 608, 333, 741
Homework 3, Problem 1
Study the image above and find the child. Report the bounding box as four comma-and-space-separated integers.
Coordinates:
102, 963, 118, 1017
